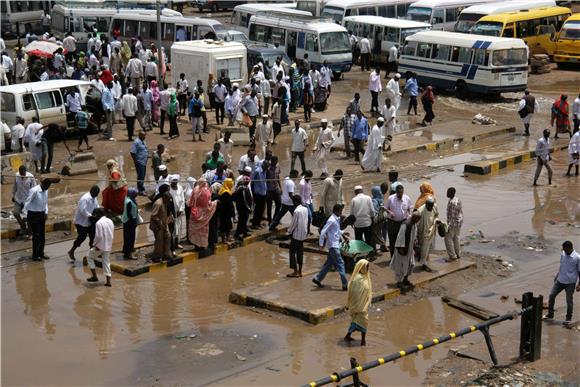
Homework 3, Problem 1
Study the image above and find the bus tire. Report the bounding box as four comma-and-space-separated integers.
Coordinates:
454, 80, 467, 99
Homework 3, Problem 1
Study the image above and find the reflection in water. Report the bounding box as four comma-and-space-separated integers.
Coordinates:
532, 188, 550, 239
14, 263, 56, 339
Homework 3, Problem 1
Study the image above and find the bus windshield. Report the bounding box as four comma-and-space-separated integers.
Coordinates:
321, 7, 344, 24
560, 21, 580, 40
400, 28, 429, 43
472, 21, 503, 36
407, 7, 432, 23
492, 48, 527, 66
320, 31, 351, 54
454, 13, 482, 33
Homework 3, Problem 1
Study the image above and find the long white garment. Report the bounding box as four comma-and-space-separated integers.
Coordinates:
381, 104, 397, 137
170, 185, 185, 239
569, 131, 580, 165
390, 222, 417, 282
254, 122, 273, 158
361, 125, 383, 171
385, 78, 401, 111
314, 127, 334, 174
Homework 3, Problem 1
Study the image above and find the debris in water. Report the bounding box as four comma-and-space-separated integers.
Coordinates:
478, 230, 485, 238
234, 352, 247, 361
479, 239, 494, 243
546, 220, 556, 225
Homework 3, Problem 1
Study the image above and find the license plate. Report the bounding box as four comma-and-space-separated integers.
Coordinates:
508, 75, 515, 81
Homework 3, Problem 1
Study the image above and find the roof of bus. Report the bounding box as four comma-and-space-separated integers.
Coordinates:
477, 6, 571, 23
404, 30, 526, 48
111, 12, 221, 25
52, 4, 182, 17
344, 15, 431, 28
233, 3, 298, 11
250, 15, 348, 33
460, 0, 556, 16
564, 13, 580, 22
0, 80, 91, 94
171, 40, 246, 53
323, 0, 414, 9
409, 0, 493, 9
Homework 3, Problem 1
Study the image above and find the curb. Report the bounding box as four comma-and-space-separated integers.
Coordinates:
229, 260, 476, 324
464, 144, 569, 175
88, 227, 288, 277
1, 220, 73, 240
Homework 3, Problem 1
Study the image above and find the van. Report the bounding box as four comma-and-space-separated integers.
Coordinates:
246, 44, 292, 77
0, 80, 91, 128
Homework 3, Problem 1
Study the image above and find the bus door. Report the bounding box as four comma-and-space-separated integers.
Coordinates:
288, 31, 297, 60
535, 24, 557, 55
383, 27, 398, 56
297, 31, 306, 59
372, 26, 382, 56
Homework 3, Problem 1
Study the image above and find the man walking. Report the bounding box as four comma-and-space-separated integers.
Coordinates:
122, 87, 138, 141
130, 130, 148, 195
405, 73, 419, 116
350, 185, 374, 247
102, 82, 115, 140
189, 91, 204, 142
213, 79, 227, 125
12, 165, 36, 236
313, 204, 349, 290
566, 128, 580, 176
251, 160, 268, 229
313, 118, 334, 177
359, 35, 370, 72
518, 90, 539, 136
534, 129, 553, 186
361, 117, 384, 172
444, 187, 463, 261
254, 115, 273, 158
86, 208, 114, 287
385, 184, 413, 257
544, 241, 580, 323
24, 178, 52, 261
287, 194, 308, 278
269, 169, 298, 230
290, 119, 308, 175
351, 111, 368, 162
68, 185, 100, 262
369, 67, 382, 115
338, 107, 355, 158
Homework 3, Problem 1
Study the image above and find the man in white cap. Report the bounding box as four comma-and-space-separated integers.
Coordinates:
386, 73, 402, 113
361, 117, 384, 172
254, 114, 273, 158
350, 185, 374, 247
155, 165, 170, 194
169, 175, 185, 249
313, 118, 334, 178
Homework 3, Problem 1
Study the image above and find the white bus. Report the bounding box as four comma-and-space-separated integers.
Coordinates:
1, 0, 51, 38
406, 0, 496, 31
344, 16, 431, 62
231, 3, 312, 36
320, 0, 416, 26
296, 0, 328, 17
109, 12, 226, 59
454, 0, 557, 33
399, 30, 528, 95
248, 14, 352, 77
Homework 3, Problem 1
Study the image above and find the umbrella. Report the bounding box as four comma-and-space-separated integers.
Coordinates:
26, 49, 53, 58
24, 40, 61, 55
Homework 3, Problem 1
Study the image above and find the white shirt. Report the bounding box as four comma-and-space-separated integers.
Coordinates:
10, 123, 25, 152
1, 55, 13, 71
288, 204, 309, 241
350, 193, 374, 228
388, 45, 398, 62
63, 35, 77, 52
23, 185, 49, 215
127, 58, 143, 78
291, 127, 308, 152
12, 172, 36, 204
93, 216, 114, 252
536, 137, 551, 162
319, 213, 342, 249
238, 154, 259, 172
319, 66, 332, 88
217, 138, 234, 165
573, 97, 580, 119
359, 38, 370, 54
170, 185, 185, 213
382, 105, 397, 132
386, 194, 413, 222
271, 63, 284, 80
73, 192, 100, 227
112, 81, 122, 100
281, 177, 295, 206
66, 92, 82, 113
122, 94, 138, 117
213, 84, 227, 102
369, 71, 382, 92
24, 122, 43, 145
386, 78, 400, 100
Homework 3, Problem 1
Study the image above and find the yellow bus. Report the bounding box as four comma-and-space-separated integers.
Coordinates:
472, 7, 571, 56
553, 13, 580, 67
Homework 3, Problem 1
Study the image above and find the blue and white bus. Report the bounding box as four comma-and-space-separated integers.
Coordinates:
399, 30, 528, 95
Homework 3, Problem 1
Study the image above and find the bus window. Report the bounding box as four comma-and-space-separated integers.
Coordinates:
163, 23, 175, 41
345, 9, 353, 17
537, 25, 555, 36
556, 14, 567, 30
271, 27, 285, 46
432, 44, 450, 61
433, 8, 444, 24
241, 12, 250, 28
446, 7, 460, 23
502, 25, 514, 38
472, 49, 488, 66
140, 21, 156, 40
385, 27, 397, 43
176, 25, 189, 41
402, 42, 417, 56
360, 7, 376, 16
124, 20, 139, 38
360, 23, 371, 38
0, 93, 15, 113
492, 48, 527, 66
305, 33, 318, 52
82, 16, 110, 34
378, 5, 395, 18
451, 46, 470, 62
22, 94, 36, 111
216, 58, 242, 80
231, 11, 240, 27
417, 42, 431, 58
397, 3, 410, 18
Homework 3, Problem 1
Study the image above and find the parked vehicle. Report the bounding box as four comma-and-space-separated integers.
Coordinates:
320, 0, 415, 25
1, 0, 51, 38
230, 3, 311, 36
553, 13, 580, 67
224, 30, 250, 45
195, 0, 245, 13
246, 44, 292, 76
406, 0, 496, 31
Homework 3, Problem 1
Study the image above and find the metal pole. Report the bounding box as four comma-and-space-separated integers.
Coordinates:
156, 0, 164, 90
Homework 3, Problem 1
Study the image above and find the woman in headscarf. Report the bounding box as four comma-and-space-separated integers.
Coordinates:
122, 187, 139, 260
150, 80, 161, 125
102, 159, 128, 215
233, 175, 252, 240
167, 92, 180, 139
414, 182, 435, 209
188, 178, 217, 249
218, 178, 235, 243
344, 259, 372, 346
77, 51, 86, 70
420, 85, 435, 126
551, 94, 571, 139
209, 182, 222, 248
150, 184, 173, 262
120, 41, 132, 68
370, 186, 386, 250
184, 177, 196, 242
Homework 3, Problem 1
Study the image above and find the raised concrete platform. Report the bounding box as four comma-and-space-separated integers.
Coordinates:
229, 256, 475, 324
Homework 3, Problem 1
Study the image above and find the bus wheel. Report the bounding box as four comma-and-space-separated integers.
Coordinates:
454, 81, 467, 99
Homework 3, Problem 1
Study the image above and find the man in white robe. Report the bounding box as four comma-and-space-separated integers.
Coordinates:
254, 115, 273, 158
385, 73, 401, 112
567, 129, 580, 176
416, 197, 439, 272
313, 119, 334, 177
169, 175, 185, 249
381, 98, 396, 151
390, 211, 420, 290
361, 117, 384, 172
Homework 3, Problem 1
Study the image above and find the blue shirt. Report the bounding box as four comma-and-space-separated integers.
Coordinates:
405, 78, 419, 97
557, 250, 580, 284
101, 88, 115, 111
188, 98, 203, 117
76, 111, 89, 129
319, 213, 342, 249
142, 89, 152, 111
352, 117, 368, 140
251, 166, 267, 196
130, 138, 148, 166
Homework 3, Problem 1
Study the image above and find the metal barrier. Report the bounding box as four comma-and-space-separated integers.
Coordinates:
303, 292, 543, 387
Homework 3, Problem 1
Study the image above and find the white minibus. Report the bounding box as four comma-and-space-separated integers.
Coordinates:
406, 0, 496, 31
1, 0, 51, 38
231, 3, 312, 36
454, 0, 557, 33
344, 16, 431, 62
321, 0, 416, 25
399, 30, 529, 95
248, 14, 352, 77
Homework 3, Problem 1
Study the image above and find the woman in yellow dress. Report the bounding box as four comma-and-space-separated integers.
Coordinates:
344, 259, 372, 346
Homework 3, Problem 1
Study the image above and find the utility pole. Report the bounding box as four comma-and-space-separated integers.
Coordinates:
156, 0, 164, 90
